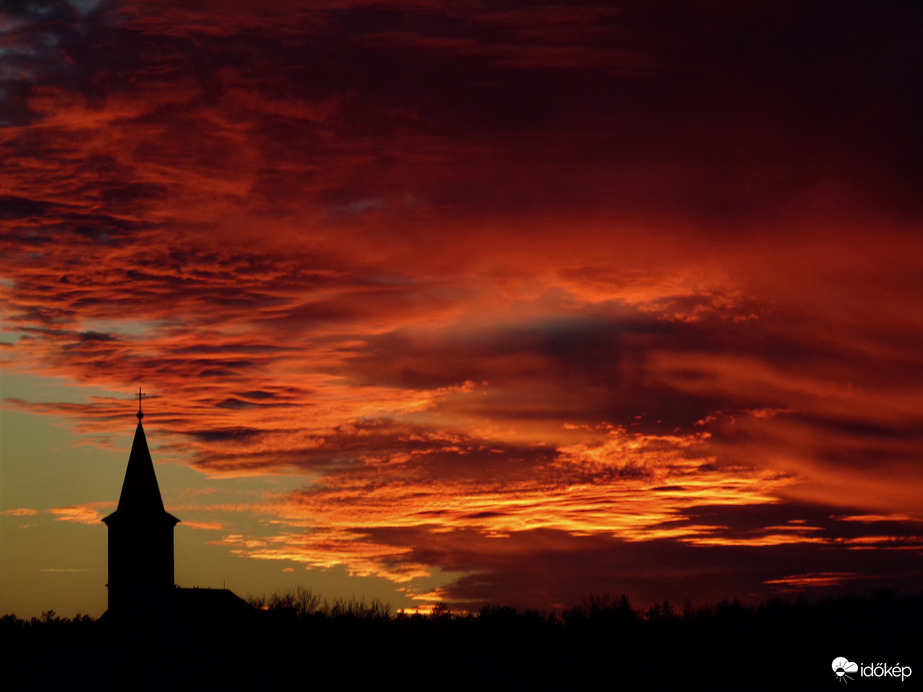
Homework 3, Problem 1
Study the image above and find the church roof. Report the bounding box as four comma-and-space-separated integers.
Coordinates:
173, 587, 254, 616
103, 407, 179, 527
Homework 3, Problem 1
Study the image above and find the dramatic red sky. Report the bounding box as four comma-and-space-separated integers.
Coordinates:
1, 0, 921, 617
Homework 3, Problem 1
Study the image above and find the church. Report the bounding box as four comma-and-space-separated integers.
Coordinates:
101, 394, 252, 626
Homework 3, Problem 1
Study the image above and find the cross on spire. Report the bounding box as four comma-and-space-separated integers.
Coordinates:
136, 387, 145, 421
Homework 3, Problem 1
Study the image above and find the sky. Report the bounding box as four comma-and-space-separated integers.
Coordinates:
1, 0, 921, 618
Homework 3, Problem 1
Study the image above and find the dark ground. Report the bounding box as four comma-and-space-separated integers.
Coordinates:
3, 591, 920, 691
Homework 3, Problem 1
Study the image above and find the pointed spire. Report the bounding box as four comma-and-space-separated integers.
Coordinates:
103, 393, 179, 527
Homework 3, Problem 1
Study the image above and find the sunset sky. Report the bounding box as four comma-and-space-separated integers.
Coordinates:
1, 0, 921, 619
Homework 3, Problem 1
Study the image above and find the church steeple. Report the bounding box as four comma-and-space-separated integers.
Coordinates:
106, 392, 175, 522
102, 392, 179, 618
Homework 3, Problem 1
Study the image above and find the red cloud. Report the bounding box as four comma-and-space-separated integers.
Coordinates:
1, 0, 920, 611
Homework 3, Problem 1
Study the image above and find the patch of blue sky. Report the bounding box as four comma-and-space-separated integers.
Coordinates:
81, 318, 159, 339
0, 330, 27, 345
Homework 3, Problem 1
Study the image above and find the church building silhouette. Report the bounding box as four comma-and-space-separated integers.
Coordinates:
102, 393, 251, 626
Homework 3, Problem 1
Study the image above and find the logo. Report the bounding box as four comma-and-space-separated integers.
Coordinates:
833, 658, 858, 683
832, 657, 912, 683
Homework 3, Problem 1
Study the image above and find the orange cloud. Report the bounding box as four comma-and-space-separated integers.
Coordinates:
49, 504, 113, 525
763, 572, 861, 591
1, 508, 40, 517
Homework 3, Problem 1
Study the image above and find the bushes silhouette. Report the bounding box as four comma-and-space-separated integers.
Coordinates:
3, 590, 921, 691
247, 585, 393, 621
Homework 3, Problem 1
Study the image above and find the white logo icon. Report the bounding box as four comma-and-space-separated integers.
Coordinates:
833, 657, 859, 683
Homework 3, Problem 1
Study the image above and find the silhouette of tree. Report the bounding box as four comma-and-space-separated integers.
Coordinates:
3, 590, 922, 690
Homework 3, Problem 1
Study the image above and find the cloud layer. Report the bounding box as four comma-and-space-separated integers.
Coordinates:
2, 0, 921, 609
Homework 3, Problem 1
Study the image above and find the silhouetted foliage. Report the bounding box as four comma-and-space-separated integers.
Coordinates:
3, 590, 921, 691
247, 585, 322, 618
247, 586, 393, 621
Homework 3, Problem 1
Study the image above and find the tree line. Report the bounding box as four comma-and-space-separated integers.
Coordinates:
3, 589, 920, 691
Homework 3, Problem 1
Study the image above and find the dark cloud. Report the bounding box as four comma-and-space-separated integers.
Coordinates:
376, 523, 923, 609
0, 196, 63, 220
189, 427, 265, 443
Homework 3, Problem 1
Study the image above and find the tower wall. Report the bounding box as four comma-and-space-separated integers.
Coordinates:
102, 410, 180, 620
106, 520, 176, 615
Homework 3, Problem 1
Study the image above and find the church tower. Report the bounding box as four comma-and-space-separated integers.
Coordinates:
102, 393, 179, 618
